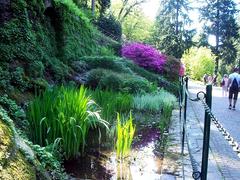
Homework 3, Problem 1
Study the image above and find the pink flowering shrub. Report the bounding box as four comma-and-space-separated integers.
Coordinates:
121, 43, 166, 73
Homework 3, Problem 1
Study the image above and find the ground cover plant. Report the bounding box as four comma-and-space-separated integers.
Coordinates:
27, 86, 108, 159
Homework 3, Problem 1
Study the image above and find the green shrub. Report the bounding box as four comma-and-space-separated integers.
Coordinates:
31, 78, 49, 90
28, 61, 45, 78
81, 56, 176, 91
85, 68, 106, 89
0, 66, 12, 91
11, 67, 29, 92
0, 94, 26, 128
123, 59, 160, 82
98, 47, 115, 56
121, 75, 152, 94
96, 14, 122, 41
80, 56, 132, 74
86, 68, 154, 94
47, 57, 70, 82
99, 72, 124, 91
70, 60, 89, 74
27, 86, 108, 159
115, 112, 135, 159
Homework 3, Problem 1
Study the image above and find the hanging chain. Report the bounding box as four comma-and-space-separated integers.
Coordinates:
200, 99, 240, 158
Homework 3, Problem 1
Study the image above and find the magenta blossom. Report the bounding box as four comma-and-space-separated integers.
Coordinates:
121, 43, 166, 73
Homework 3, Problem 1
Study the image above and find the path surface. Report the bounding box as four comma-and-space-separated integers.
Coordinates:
186, 81, 240, 179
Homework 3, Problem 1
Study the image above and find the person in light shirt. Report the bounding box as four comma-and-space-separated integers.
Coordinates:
221, 74, 229, 97
227, 68, 240, 110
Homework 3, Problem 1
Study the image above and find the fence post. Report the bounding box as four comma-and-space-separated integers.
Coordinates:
179, 77, 183, 122
201, 84, 212, 180
181, 77, 188, 155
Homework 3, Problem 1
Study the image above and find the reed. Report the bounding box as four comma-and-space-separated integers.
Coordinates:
115, 112, 135, 159
88, 89, 133, 123
27, 86, 108, 159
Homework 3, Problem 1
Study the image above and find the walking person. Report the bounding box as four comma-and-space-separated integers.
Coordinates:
227, 68, 240, 110
203, 74, 208, 85
221, 74, 229, 97
212, 74, 218, 86
208, 75, 213, 84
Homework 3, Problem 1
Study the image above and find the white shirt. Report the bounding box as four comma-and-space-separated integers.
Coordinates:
229, 72, 240, 87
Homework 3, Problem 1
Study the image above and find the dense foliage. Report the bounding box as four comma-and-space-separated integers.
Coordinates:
88, 89, 133, 123
151, 0, 195, 58
133, 89, 176, 113
27, 86, 108, 159
182, 47, 215, 80
85, 68, 156, 93
121, 43, 166, 73
0, 0, 119, 92
96, 14, 122, 41
200, 0, 239, 75
0, 0, 180, 178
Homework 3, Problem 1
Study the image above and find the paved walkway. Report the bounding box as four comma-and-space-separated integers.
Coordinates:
161, 80, 240, 180
184, 81, 240, 179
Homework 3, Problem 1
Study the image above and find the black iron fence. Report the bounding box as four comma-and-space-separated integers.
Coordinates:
179, 76, 240, 180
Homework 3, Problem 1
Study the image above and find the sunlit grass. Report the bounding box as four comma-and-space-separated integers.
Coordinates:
133, 89, 175, 112
88, 89, 133, 123
133, 89, 176, 132
115, 112, 135, 159
27, 86, 108, 159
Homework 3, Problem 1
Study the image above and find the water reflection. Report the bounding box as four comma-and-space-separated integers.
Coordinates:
64, 128, 163, 180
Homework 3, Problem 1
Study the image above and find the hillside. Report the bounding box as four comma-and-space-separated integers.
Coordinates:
0, 0, 180, 179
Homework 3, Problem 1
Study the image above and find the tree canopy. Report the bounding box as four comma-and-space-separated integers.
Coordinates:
200, 0, 239, 74
151, 0, 195, 58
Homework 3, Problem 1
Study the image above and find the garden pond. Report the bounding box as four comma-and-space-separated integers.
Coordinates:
64, 127, 165, 179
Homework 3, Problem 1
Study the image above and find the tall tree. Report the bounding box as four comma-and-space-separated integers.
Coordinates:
112, 0, 147, 23
121, 7, 153, 41
73, 0, 110, 16
151, 0, 195, 58
200, 0, 239, 75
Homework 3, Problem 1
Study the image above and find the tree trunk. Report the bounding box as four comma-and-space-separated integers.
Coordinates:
215, 0, 220, 75
176, 0, 179, 35
91, 0, 95, 17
